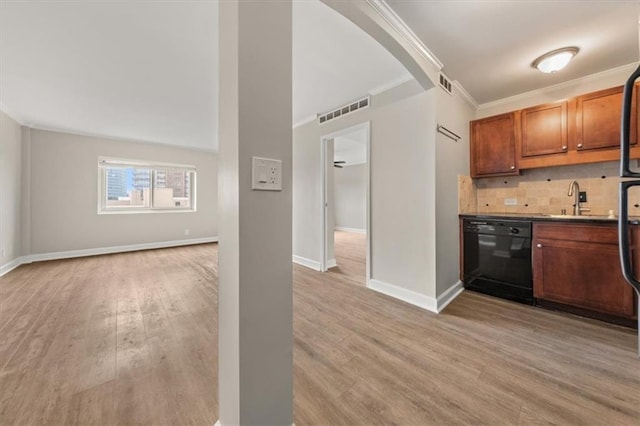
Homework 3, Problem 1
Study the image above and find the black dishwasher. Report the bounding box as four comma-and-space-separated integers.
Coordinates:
463, 219, 533, 305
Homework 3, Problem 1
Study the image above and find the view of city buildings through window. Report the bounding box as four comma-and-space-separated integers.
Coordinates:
105, 166, 193, 209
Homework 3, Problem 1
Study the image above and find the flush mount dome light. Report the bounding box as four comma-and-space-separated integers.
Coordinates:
532, 47, 579, 74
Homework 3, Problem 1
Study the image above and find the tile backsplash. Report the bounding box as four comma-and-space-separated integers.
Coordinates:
459, 161, 640, 216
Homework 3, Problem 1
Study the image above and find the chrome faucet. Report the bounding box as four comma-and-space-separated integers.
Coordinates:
567, 180, 590, 215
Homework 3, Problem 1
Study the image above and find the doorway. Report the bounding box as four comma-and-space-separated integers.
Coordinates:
320, 122, 370, 286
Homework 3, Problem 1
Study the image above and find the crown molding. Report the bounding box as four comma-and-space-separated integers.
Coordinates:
478, 62, 640, 111
366, 0, 443, 72
452, 80, 479, 110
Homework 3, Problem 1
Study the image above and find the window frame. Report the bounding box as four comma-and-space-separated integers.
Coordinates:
98, 157, 197, 214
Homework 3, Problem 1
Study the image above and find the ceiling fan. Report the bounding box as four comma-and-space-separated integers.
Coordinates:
333, 160, 345, 168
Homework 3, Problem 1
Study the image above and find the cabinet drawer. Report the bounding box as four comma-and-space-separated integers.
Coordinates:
534, 223, 617, 244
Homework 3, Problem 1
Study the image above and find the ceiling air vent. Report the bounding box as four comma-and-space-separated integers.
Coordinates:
318, 96, 370, 125
439, 73, 453, 95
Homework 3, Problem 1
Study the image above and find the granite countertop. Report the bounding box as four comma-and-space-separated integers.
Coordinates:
459, 212, 640, 224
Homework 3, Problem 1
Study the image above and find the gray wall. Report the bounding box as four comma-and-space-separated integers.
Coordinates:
27, 129, 218, 254
217, 1, 293, 423
334, 163, 366, 231
0, 111, 22, 269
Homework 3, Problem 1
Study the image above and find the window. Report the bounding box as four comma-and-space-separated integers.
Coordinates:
99, 158, 196, 213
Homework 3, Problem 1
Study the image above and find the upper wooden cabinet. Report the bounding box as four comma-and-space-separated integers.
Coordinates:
520, 101, 568, 157
471, 83, 640, 177
575, 86, 637, 151
470, 112, 518, 177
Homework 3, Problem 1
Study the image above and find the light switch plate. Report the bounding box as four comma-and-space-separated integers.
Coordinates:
252, 156, 282, 191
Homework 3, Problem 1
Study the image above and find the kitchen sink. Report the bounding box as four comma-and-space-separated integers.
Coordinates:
548, 214, 613, 220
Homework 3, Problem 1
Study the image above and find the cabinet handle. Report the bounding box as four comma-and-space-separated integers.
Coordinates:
510, 165, 515, 170
577, 143, 583, 149
536, 243, 542, 248
562, 145, 567, 150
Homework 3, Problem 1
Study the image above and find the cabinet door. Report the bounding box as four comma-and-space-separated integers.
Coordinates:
575, 86, 637, 151
636, 82, 640, 146
521, 101, 568, 157
533, 236, 635, 318
470, 112, 518, 177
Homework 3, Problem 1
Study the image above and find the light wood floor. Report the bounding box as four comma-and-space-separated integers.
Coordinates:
329, 231, 366, 286
1, 242, 639, 425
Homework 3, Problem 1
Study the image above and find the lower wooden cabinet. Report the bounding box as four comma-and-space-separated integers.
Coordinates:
533, 222, 636, 320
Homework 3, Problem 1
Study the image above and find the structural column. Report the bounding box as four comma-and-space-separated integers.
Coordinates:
218, 1, 293, 425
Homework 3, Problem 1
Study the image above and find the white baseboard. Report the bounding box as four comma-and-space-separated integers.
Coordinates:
334, 226, 366, 234
326, 258, 337, 269
436, 280, 464, 313
0, 257, 24, 277
368, 278, 437, 313
292, 255, 322, 271
0, 237, 218, 277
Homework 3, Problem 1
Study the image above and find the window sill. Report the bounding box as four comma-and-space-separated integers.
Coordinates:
98, 208, 197, 215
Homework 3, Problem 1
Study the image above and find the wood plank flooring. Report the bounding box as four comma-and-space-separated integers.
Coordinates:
328, 231, 366, 286
1, 240, 638, 425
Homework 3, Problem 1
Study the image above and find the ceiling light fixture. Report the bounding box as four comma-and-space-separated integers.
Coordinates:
532, 47, 579, 74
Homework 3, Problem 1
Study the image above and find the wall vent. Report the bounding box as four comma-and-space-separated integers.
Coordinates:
439, 73, 453, 95
318, 96, 370, 125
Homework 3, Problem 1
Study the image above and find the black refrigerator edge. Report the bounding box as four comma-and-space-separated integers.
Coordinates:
618, 62, 640, 356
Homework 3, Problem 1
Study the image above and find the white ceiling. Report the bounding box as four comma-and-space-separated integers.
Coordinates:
387, 0, 640, 105
0, 1, 409, 152
334, 128, 367, 166
0, 1, 219, 151
2, 1, 639, 152
293, 1, 410, 126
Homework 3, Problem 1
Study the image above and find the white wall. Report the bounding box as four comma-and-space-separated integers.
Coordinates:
294, 79, 423, 265
325, 139, 335, 264
371, 90, 436, 294
0, 111, 22, 270
293, 76, 475, 309
293, 79, 438, 296
434, 89, 475, 296
334, 163, 367, 231
27, 129, 218, 255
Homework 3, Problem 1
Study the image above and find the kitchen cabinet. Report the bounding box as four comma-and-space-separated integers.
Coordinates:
575, 86, 637, 151
470, 112, 518, 177
520, 101, 568, 157
470, 84, 640, 175
533, 222, 636, 320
